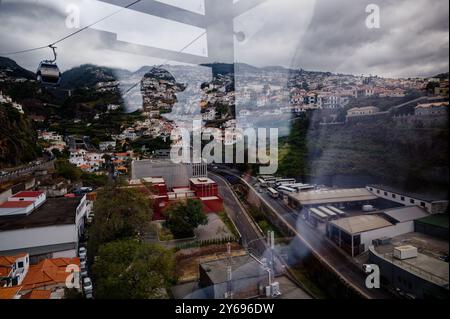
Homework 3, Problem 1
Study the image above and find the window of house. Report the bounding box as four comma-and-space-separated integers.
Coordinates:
420, 202, 426, 207
17, 261, 24, 268
401, 196, 405, 201
376, 190, 380, 194
384, 192, 388, 196
410, 199, 415, 204
392, 194, 396, 198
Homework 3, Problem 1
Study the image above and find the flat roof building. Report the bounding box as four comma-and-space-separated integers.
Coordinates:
367, 185, 448, 214
132, 159, 207, 189
198, 254, 268, 299
0, 195, 89, 261
328, 211, 423, 257
288, 188, 377, 208
368, 232, 449, 299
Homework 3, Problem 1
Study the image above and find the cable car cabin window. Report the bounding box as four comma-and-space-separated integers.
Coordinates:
37, 63, 60, 85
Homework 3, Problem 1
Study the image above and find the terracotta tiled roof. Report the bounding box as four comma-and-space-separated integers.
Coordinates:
21, 257, 80, 290
0, 286, 22, 299
22, 289, 52, 299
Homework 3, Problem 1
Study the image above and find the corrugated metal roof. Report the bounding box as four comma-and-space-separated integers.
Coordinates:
289, 188, 377, 205
383, 206, 428, 223
331, 215, 392, 234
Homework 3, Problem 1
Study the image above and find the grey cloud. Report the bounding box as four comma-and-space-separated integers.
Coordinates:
0, 0, 448, 77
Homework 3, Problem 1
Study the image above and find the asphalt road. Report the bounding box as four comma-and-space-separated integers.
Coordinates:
208, 172, 266, 256
214, 168, 392, 299
210, 171, 315, 298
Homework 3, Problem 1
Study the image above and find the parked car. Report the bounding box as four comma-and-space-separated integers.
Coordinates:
0, 171, 8, 176
85, 292, 93, 299
83, 277, 93, 293
79, 246, 87, 260
87, 213, 95, 224
81, 269, 88, 278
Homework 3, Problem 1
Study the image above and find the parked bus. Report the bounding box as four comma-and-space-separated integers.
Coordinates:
258, 175, 277, 187
289, 183, 316, 192
267, 187, 279, 198
275, 178, 296, 187
309, 207, 328, 222
327, 205, 346, 217
317, 206, 337, 218
277, 185, 297, 193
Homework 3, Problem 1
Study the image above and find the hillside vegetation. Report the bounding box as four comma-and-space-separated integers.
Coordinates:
0, 104, 40, 167
278, 114, 449, 192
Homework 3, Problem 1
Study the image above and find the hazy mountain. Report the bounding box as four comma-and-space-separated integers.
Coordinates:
0, 56, 35, 80
59, 64, 124, 89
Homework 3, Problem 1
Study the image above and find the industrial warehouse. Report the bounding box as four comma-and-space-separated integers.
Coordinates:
254, 174, 449, 299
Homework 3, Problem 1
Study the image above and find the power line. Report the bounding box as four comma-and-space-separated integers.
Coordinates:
0, 0, 143, 56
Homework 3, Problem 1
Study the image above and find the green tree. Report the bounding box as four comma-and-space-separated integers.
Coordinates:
55, 159, 82, 181
64, 287, 83, 299
81, 172, 108, 188
88, 185, 153, 257
164, 199, 207, 239
92, 239, 175, 299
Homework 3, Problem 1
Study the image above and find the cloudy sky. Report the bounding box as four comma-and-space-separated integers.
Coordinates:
0, 0, 448, 78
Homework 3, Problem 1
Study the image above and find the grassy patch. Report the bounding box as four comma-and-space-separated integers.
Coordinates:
217, 211, 240, 238
158, 224, 174, 241
290, 265, 329, 299
257, 220, 283, 238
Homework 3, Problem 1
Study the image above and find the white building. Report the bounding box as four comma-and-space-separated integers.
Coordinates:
347, 106, 380, 117
414, 102, 448, 116
327, 206, 428, 257
0, 191, 47, 217
0, 253, 30, 286
0, 194, 90, 260
99, 141, 116, 151
39, 131, 63, 141
367, 185, 448, 214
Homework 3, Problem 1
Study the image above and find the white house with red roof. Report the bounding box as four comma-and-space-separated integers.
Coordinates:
0, 191, 46, 217
0, 253, 30, 287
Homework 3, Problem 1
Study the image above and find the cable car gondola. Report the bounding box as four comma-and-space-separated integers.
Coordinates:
37, 45, 61, 86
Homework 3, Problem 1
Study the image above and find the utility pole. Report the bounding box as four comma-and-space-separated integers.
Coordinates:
226, 241, 233, 299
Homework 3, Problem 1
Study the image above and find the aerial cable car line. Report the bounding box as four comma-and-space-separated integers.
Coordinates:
0, 0, 143, 56
0, 0, 142, 85
122, 30, 207, 96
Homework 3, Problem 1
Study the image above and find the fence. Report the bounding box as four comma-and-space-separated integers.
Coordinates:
176, 236, 238, 250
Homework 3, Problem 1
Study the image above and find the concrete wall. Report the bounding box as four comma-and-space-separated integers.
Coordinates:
414, 220, 449, 240
360, 221, 413, 251
368, 247, 449, 299
0, 225, 77, 252
0, 189, 13, 203
52, 249, 77, 258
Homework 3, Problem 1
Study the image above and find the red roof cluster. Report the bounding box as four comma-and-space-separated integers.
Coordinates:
11, 191, 44, 198
0, 201, 34, 208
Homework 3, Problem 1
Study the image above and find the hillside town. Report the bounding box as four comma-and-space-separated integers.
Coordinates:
0, 0, 449, 302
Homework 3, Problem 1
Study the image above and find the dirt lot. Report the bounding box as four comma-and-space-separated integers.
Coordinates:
175, 243, 247, 282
